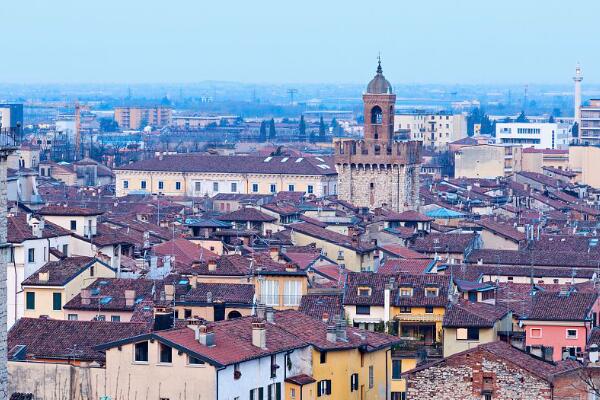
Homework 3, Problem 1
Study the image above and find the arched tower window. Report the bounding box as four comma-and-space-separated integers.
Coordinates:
371, 106, 383, 124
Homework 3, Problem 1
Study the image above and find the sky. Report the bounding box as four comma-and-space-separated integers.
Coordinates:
2, 0, 598, 85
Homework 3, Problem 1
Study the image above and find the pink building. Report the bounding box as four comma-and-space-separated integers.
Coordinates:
522, 290, 600, 361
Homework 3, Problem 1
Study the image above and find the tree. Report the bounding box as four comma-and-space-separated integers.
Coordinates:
548, 115, 555, 123
99, 117, 119, 132
309, 129, 317, 143
516, 111, 529, 123
268, 118, 276, 141
259, 120, 267, 142
298, 115, 306, 142
318, 116, 326, 141
467, 108, 495, 136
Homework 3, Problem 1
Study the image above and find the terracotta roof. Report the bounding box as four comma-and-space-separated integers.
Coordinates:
22, 257, 111, 286
475, 218, 526, 242
467, 249, 600, 268
63, 278, 158, 312
289, 222, 376, 253
378, 259, 432, 275
181, 283, 254, 305
298, 293, 344, 322
285, 374, 316, 385
38, 205, 104, 216
153, 238, 219, 268
379, 244, 428, 259
7, 213, 72, 244
217, 207, 277, 222
8, 318, 149, 362
385, 210, 433, 223
116, 154, 337, 176
526, 291, 598, 321
443, 300, 509, 328
411, 233, 477, 254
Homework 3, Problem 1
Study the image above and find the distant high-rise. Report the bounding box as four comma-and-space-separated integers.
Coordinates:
574, 63, 583, 133
114, 106, 172, 130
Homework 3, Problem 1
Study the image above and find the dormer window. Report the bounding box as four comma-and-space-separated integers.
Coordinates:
399, 288, 413, 297
425, 288, 439, 298
358, 287, 371, 297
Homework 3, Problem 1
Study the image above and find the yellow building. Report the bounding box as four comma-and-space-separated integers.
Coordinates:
289, 222, 377, 272
569, 145, 600, 188
114, 153, 338, 198
21, 256, 116, 320
114, 105, 172, 129
454, 144, 523, 179
442, 300, 512, 357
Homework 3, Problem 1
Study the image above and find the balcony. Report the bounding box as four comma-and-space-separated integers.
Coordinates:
394, 314, 443, 323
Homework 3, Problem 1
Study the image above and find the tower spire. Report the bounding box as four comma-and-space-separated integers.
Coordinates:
377, 53, 382, 74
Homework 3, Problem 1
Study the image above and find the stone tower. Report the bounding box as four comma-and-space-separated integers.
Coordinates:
334, 60, 422, 211
574, 63, 583, 139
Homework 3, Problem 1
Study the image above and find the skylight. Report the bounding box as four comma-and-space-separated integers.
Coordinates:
263, 157, 272, 162
99, 296, 112, 305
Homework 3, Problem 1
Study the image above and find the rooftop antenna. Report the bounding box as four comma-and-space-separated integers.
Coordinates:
287, 88, 298, 106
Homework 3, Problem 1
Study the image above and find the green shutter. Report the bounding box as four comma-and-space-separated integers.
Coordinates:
26, 292, 35, 310
276, 383, 281, 400
53, 292, 62, 311
258, 387, 264, 400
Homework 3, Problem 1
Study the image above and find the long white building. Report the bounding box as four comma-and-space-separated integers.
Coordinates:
394, 112, 467, 151
495, 122, 570, 149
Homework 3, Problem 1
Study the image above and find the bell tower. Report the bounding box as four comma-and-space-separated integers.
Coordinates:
334, 59, 422, 212
363, 58, 396, 143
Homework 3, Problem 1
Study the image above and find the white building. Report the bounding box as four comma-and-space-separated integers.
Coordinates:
394, 112, 468, 150
495, 122, 570, 149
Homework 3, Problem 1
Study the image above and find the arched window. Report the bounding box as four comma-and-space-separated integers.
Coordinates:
227, 310, 242, 319
371, 106, 383, 124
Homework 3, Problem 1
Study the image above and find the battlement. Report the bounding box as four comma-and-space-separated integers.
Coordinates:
333, 138, 422, 165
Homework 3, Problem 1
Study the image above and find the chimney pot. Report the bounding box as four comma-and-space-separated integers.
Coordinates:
208, 259, 217, 271
322, 312, 329, 323
326, 325, 337, 343
81, 288, 91, 305
252, 320, 267, 349
38, 271, 49, 282
265, 307, 274, 323
124, 289, 136, 307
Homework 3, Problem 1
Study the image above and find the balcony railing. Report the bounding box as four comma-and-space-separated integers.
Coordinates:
0, 127, 21, 148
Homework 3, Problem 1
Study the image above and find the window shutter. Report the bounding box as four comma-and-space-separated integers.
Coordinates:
326, 380, 332, 395
267, 384, 272, 400
276, 383, 281, 400
317, 382, 322, 397
250, 389, 254, 400
258, 387, 264, 400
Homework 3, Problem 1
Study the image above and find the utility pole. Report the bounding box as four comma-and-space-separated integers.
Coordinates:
287, 89, 298, 106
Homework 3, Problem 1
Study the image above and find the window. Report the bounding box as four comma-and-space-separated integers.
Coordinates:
425, 306, 434, 314
231, 182, 237, 192
249, 388, 264, 400
188, 355, 205, 365
158, 181, 164, 190
317, 380, 331, 397
89, 265, 95, 277
290, 388, 296, 399
425, 288, 439, 297
52, 292, 62, 311
213, 182, 219, 192
368, 365, 374, 388
267, 382, 281, 400
392, 359, 402, 379
457, 327, 479, 340
307, 185, 314, 194
391, 393, 406, 400
134, 341, 148, 362
194, 182, 202, 192
270, 354, 277, 378
320, 351, 327, 364
96, 315, 106, 321
566, 329, 578, 339
111, 315, 121, 322
70, 220, 77, 231
270, 184, 276, 193
25, 292, 35, 310
62, 244, 68, 256
159, 343, 172, 363
140, 180, 147, 189
284, 280, 301, 306
184, 308, 192, 319
252, 183, 259, 193
123, 180, 129, 189
68, 314, 78, 321
399, 306, 411, 314
399, 288, 412, 297
288, 184, 295, 192
350, 373, 359, 391
261, 280, 279, 306
531, 328, 542, 338
356, 305, 371, 315
27, 248, 35, 263
175, 181, 181, 190
358, 287, 371, 297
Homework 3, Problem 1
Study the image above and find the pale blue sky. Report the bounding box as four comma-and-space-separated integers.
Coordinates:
2, 0, 597, 84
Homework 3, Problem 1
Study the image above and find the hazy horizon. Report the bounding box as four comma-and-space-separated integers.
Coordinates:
3, 0, 599, 85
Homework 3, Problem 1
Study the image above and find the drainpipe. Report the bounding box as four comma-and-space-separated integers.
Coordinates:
385, 348, 390, 400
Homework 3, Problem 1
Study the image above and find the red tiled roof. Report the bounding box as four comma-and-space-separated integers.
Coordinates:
22, 256, 107, 286
153, 238, 218, 268
526, 291, 598, 321
217, 207, 277, 222
443, 300, 509, 328
378, 259, 432, 275
38, 204, 104, 216
7, 213, 71, 244
299, 293, 344, 322
289, 222, 376, 253
380, 244, 429, 259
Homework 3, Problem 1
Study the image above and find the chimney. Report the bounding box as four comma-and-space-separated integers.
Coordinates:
81, 289, 91, 305
208, 259, 217, 271
384, 283, 392, 331
164, 284, 175, 301
269, 246, 279, 261
285, 263, 297, 272
187, 318, 202, 339
265, 307, 274, 323
206, 291, 213, 303
197, 324, 215, 347
590, 344, 599, 364
256, 303, 266, 320
322, 312, 329, 323
38, 271, 49, 283
326, 325, 337, 343
335, 318, 347, 342
124, 290, 136, 307
252, 320, 267, 349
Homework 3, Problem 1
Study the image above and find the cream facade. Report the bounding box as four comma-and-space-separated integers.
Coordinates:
454, 144, 523, 179
569, 145, 600, 188
443, 314, 512, 357
395, 113, 468, 150
114, 106, 172, 129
